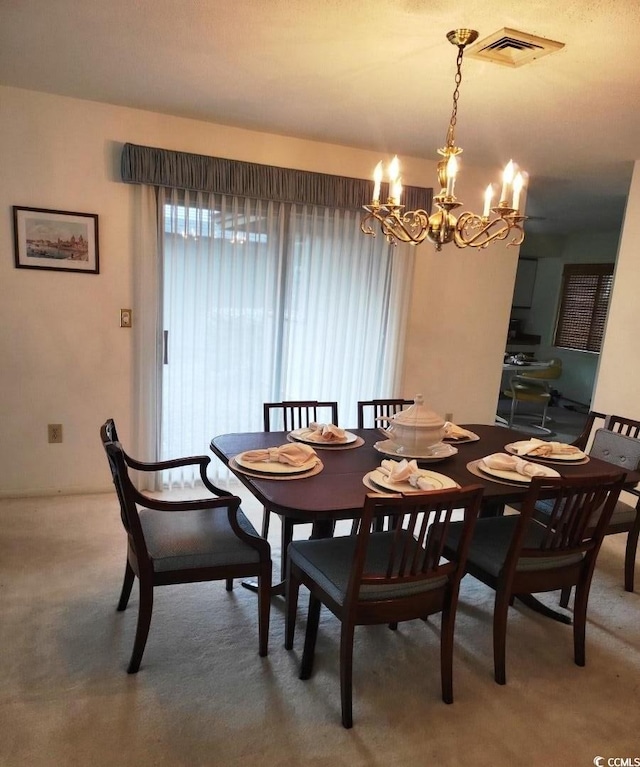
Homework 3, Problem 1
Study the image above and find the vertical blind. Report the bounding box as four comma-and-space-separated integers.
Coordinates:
554, 263, 614, 352
160, 188, 414, 485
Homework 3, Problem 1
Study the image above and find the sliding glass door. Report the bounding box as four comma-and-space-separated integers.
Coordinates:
161, 188, 413, 484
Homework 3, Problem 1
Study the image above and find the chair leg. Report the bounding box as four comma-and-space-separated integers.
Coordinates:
285, 564, 301, 651
572, 581, 588, 667
340, 621, 356, 729
225, 578, 234, 591
257, 561, 271, 658
509, 396, 516, 428
493, 589, 511, 685
300, 594, 322, 680
117, 559, 135, 611
559, 586, 572, 608
624, 517, 640, 592
440, 601, 456, 704
128, 580, 153, 674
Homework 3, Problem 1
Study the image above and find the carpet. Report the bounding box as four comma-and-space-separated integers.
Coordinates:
1, 491, 638, 767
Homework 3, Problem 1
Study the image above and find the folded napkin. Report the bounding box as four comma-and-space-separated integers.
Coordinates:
443, 422, 475, 441
482, 452, 549, 477
379, 458, 435, 490
308, 422, 347, 442
241, 443, 316, 466
513, 438, 581, 457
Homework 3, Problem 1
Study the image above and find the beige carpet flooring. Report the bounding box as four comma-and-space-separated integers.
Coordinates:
1, 488, 639, 767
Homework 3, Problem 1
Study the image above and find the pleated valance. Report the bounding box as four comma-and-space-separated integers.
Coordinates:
121, 142, 432, 213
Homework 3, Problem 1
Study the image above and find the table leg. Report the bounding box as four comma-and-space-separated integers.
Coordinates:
242, 516, 336, 598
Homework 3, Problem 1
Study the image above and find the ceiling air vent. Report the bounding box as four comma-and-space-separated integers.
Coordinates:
466, 28, 564, 67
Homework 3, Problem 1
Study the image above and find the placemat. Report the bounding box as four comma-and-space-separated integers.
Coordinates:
230, 456, 324, 480
503, 444, 589, 465
287, 434, 364, 450
466, 459, 536, 488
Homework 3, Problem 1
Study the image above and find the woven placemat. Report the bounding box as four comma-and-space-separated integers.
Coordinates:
229, 457, 324, 480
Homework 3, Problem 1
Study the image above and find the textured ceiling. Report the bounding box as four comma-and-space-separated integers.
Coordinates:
2, 0, 640, 236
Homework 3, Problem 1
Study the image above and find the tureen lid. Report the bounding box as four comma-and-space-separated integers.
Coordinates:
390, 394, 445, 429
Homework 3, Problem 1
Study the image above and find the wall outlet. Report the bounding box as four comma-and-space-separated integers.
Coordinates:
444, 412, 453, 423
48, 424, 63, 443
120, 309, 132, 328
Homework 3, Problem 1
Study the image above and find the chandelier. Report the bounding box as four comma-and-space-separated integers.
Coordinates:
361, 29, 526, 251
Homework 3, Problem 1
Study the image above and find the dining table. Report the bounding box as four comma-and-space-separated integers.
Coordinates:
210, 423, 640, 612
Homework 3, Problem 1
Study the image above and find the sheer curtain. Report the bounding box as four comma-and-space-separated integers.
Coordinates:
160, 188, 414, 485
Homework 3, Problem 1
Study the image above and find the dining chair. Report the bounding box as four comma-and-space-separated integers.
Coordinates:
444, 472, 624, 685
285, 485, 484, 728
261, 400, 339, 546
503, 358, 563, 433
356, 398, 414, 429
100, 419, 272, 672
535, 422, 640, 599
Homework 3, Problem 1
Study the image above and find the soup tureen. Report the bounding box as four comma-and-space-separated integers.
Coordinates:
377, 394, 446, 455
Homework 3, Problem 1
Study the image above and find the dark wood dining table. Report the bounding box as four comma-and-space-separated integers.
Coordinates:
211, 424, 635, 523
210, 424, 639, 604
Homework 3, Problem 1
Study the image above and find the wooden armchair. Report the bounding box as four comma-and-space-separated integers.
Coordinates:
100, 419, 271, 672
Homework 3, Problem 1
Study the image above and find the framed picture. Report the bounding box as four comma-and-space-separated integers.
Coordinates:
13, 206, 99, 274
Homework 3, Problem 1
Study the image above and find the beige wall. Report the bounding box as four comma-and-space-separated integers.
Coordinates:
0, 85, 518, 496
593, 161, 640, 420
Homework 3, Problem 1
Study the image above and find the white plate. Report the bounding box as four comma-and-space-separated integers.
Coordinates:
235, 452, 318, 475
289, 427, 357, 446
478, 460, 560, 484
366, 468, 459, 493
373, 440, 458, 461
504, 441, 586, 461
442, 430, 480, 444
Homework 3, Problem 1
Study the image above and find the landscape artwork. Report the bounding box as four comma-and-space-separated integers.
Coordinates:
13, 206, 99, 274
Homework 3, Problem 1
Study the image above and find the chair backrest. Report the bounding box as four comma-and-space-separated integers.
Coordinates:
572, 410, 608, 450
100, 419, 131, 533
345, 486, 484, 605
505, 473, 625, 579
588, 428, 640, 473
101, 437, 151, 564
357, 398, 414, 429
606, 414, 640, 440
520, 359, 562, 381
263, 400, 339, 431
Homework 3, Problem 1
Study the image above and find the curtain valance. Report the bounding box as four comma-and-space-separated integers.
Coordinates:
121, 142, 432, 213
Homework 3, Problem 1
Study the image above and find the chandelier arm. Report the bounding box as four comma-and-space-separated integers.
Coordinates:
455, 213, 525, 249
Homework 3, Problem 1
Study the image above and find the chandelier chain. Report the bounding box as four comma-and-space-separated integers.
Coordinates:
445, 45, 465, 150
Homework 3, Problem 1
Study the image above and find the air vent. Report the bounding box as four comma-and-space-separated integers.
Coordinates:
467, 28, 564, 67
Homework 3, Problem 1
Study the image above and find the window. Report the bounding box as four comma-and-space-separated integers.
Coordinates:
160, 189, 414, 484
554, 263, 614, 352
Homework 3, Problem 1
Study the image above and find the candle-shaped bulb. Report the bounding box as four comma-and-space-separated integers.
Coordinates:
391, 178, 403, 206
372, 161, 383, 204
512, 172, 524, 212
446, 155, 458, 196
500, 160, 515, 204
388, 156, 400, 183
483, 184, 494, 218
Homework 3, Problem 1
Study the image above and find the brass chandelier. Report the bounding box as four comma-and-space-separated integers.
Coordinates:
361, 29, 526, 251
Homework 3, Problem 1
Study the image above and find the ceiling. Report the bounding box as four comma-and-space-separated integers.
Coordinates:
2, 0, 640, 237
